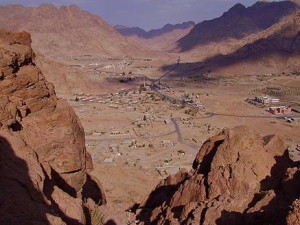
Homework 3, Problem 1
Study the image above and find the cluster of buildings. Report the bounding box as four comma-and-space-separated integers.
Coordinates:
253, 95, 293, 115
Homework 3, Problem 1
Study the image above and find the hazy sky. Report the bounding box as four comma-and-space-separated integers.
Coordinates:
0, 0, 285, 30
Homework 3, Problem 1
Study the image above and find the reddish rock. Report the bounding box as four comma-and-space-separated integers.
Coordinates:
287, 199, 300, 225
0, 30, 106, 225
86, 152, 94, 173
137, 126, 299, 225
51, 186, 85, 223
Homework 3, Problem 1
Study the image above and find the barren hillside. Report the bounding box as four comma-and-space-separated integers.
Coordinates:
0, 4, 158, 59
162, 10, 300, 76
176, 1, 299, 52
198, 11, 300, 75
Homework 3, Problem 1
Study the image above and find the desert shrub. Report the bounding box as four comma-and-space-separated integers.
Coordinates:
184, 108, 197, 116
84, 201, 106, 225
90, 208, 105, 225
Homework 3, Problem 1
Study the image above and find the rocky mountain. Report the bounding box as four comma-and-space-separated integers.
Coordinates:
135, 126, 300, 225
177, 1, 299, 52
0, 30, 107, 224
115, 22, 195, 39
116, 22, 195, 51
163, 10, 300, 76
197, 11, 300, 75
0, 4, 150, 59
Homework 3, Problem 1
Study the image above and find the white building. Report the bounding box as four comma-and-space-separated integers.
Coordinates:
255, 96, 280, 105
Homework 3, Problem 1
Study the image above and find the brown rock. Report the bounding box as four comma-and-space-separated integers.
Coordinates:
137, 126, 297, 225
0, 30, 106, 224
287, 199, 300, 225
86, 151, 94, 173
51, 186, 85, 223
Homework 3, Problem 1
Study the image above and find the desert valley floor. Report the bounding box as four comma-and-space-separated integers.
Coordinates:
44, 54, 300, 223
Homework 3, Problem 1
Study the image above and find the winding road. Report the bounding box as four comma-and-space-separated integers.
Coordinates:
171, 117, 200, 151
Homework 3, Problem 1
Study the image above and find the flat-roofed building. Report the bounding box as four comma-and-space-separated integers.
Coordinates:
268, 106, 292, 115
255, 96, 280, 105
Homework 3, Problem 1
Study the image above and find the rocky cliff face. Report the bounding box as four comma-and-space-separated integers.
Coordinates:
0, 30, 105, 225
135, 126, 300, 225
177, 1, 299, 52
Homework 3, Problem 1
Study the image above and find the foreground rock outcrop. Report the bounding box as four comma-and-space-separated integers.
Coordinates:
0, 30, 106, 225
135, 126, 300, 225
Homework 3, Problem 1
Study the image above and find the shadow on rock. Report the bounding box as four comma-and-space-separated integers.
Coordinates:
216, 151, 300, 225
83, 174, 107, 205
0, 135, 51, 225
0, 135, 86, 225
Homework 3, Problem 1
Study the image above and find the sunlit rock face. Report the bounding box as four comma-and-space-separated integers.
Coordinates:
136, 126, 300, 225
0, 30, 106, 225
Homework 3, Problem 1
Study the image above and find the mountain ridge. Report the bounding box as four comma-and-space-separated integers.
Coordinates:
177, 1, 299, 52
0, 4, 158, 59
115, 21, 195, 51
115, 21, 195, 39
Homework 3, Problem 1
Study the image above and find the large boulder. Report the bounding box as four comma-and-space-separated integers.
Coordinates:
136, 126, 299, 225
0, 30, 106, 225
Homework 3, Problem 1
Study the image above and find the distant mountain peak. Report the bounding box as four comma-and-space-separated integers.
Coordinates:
68, 4, 82, 12
229, 3, 246, 11
116, 21, 195, 39
114, 25, 128, 29
38, 3, 57, 10
223, 3, 246, 17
